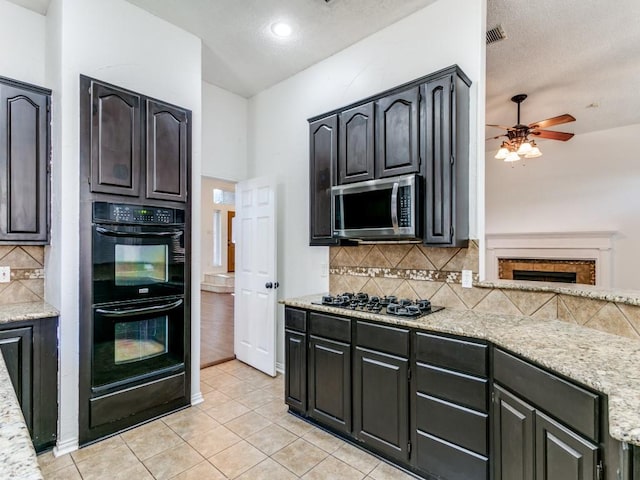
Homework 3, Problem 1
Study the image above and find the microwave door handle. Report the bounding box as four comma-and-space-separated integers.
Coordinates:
95, 226, 183, 238
391, 182, 399, 233
96, 298, 184, 317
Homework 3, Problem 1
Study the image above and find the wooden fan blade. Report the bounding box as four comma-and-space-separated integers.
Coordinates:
528, 114, 576, 130
530, 130, 574, 141
486, 124, 515, 130
485, 134, 507, 141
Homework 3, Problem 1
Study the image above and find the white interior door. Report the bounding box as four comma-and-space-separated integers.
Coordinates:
234, 176, 277, 376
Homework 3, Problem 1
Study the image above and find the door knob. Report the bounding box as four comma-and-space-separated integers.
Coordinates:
265, 282, 273, 289
274, 282, 280, 289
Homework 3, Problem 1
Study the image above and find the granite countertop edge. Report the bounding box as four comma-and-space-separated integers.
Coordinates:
0, 302, 59, 325
475, 279, 640, 307
281, 294, 640, 446
0, 355, 44, 480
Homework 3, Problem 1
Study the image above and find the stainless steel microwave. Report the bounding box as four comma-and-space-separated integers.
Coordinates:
332, 174, 421, 240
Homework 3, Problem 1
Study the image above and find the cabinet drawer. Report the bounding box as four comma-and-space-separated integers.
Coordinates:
415, 430, 488, 480
416, 393, 488, 456
285, 307, 307, 332
356, 321, 409, 357
415, 362, 488, 412
414, 332, 488, 377
493, 348, 599, 442
309, 312, 351, 343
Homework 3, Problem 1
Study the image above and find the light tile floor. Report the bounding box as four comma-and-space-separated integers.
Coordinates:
38, 360, 417, 479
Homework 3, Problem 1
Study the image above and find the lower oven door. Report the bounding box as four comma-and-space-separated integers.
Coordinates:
92, 296, 185, 394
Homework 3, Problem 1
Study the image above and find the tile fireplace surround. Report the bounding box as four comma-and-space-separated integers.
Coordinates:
329, 241, 640, 340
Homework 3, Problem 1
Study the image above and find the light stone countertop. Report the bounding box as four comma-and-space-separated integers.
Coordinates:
0, 302, 59, 325
476, 279, 640, 307
282, 294, 640, 446
0, 355, 43, 479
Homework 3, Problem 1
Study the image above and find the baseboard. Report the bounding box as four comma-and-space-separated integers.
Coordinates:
191, 391, 204, 406
53, 436, 78, 457
276, 362, 284, 374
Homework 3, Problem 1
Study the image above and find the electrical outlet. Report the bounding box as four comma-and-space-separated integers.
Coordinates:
320, 263, 328, 278
461, 269, 473, 289
0, 266, 10, 283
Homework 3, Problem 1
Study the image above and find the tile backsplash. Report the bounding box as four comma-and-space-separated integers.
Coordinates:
329, 241, 640, 341
0, 246, 45, 305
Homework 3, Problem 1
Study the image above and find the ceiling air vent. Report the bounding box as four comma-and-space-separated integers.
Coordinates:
486, 25, 507, 45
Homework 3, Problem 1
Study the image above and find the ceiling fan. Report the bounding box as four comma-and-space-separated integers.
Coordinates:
487, 94, 576, 161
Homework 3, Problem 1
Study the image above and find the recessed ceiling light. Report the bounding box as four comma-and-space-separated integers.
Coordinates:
271, 22, 292, 38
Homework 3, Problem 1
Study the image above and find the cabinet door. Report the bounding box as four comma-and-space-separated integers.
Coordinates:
146, 99, 188, 202
493, 385, 535, 480
0, 83, 49, 242
354, 347, 409, 462
0, 326, 33, 430
535, 411, 599, 480
422, 76, 453, 244
32, 317, 58, 452
375, 87, 420, 178
90, 81, 141, 197
309, 115, 339, 245
308, 335, 351, 434
285, 329, 307, 413
338, 102, 374, 184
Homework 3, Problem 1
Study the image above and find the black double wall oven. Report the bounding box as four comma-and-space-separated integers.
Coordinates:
89, 202, 187, 426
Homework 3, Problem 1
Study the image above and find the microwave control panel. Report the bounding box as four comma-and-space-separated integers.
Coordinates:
398, 186, 412, 227
93, 202, 185, 225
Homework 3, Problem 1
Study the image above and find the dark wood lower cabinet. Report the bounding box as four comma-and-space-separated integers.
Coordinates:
308, 335, 351, 434
0, 317, 58, 452
353, 347, 409, 462
494, 384, 535, 480
285, 329, 307, 413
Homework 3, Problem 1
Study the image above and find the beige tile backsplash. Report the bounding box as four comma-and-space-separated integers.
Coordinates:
329, 241, 640, 341
0, 246, 45, 305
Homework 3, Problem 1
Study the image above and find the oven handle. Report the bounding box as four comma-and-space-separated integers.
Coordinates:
95, 226, 183, 238
96, 298, 184, 317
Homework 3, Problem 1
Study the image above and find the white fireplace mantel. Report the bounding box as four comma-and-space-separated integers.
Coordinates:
485, 232, 617, 288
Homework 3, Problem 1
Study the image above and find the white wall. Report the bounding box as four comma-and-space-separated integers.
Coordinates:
247, 0, 486, 368
0, 0, 46, 86
45, 0, 202, 454
486, 123, 640, 289
201, 81, 248, 181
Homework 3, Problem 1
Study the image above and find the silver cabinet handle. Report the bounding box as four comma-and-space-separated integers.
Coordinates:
391, 182, 399, 233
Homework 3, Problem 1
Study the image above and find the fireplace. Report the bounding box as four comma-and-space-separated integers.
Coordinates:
485, 232, 615, 287
499, 258, 595, 285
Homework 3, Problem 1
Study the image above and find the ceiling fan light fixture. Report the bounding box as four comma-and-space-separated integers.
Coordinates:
495, 142, 510, 159
525, 141, 542, 158
504, 151, 521, 162
516, 139, 533, 155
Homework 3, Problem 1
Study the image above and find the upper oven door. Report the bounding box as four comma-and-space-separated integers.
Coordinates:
92, 223, 185, 304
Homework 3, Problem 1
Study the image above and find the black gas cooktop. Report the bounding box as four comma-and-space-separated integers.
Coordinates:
313, 292, 444, 319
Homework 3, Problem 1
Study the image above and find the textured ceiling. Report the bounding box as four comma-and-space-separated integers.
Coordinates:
126, 0, 437, 97
6, 0, 48, 14
486, 0, 640, 144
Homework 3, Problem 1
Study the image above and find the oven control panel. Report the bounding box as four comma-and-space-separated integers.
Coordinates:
93, 202, 185, 224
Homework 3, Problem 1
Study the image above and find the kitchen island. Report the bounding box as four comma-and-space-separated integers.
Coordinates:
282, 294, 640, 479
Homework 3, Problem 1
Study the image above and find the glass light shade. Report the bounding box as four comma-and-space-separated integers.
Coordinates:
516, 140, 533, 155
504, 151, 521, 162
271, 22, 292, 37
494, 146, 509, 159
525, 146, 542, 158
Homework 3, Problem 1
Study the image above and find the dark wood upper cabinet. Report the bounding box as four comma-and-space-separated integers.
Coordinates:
309, 115, 339, 245
375, 87, 420, 178
0, 78, 50, 243
422, 71, 469, 247
338, 102, 374, 184
146, 100, 188, 202
90, 81, 141, 197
